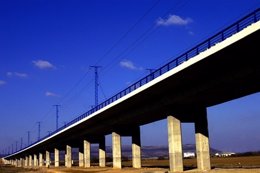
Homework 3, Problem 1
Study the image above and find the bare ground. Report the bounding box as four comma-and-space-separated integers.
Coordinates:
1, 156, 260, 173
1, 166, 260, 173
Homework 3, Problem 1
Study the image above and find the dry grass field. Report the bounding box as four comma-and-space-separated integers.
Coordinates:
1, 156, 260, 173
140, 156, 260, 169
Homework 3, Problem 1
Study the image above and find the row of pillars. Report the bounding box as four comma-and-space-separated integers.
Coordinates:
8, 131, 140, 169
8, 109, 211, 172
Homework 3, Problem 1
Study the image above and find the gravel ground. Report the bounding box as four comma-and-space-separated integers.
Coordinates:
1, 165, 260, 173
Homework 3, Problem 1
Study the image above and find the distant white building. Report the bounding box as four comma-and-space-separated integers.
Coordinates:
215, 152, 236, 157
184, 152, 195, 158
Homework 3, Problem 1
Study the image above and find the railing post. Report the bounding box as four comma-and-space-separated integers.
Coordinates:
237, 23, 240, 32
221, 32, 224, 41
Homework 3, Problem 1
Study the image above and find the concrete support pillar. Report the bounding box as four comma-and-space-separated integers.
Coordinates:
54, 148, 59, 167
66, 145, 72, 168
19, 158, 22, 167
84, 140, 91, 168
132, 127, 141, 168
19, 159, 22, 167
195, 109, 211, 171
79, 147, 84, 167
20, 158, 23, 167
112, 132, 122, 169
15, 159, 18, 167
99, 136, 106, 167
34, 154, 38, 167
29, 155, 32, 167
46, 151, 50, 168
25, 156, 28, 167
167, 115, 183, 172
39, 153, 43, 167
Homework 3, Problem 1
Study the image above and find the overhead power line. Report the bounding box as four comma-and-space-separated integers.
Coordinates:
94, 0, 162, 66
12, 1, 189, 153
100, 0, 190, 76
49, 0, 163, 114
25, 0, 162, 129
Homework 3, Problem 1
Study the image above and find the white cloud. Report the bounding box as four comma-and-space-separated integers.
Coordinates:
120, 59, 143, 70
7, 72, 28, 78
156, 14, 192, 26
45, 91, 59, 97
6, 72, 12, 77
0, 80, 6, 86
33, 60, 55, 69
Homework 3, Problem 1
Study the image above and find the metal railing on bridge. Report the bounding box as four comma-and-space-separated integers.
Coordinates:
10, 8, 260, 156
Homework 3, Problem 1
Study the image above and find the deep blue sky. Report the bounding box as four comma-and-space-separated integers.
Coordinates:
1, 0, 260, 154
